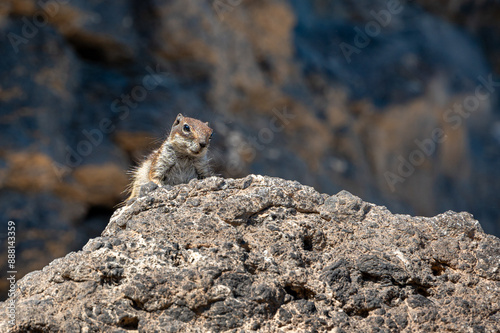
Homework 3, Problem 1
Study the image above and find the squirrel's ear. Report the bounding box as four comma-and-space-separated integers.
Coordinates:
205, 122, 209, 126
173, 113, 183, 125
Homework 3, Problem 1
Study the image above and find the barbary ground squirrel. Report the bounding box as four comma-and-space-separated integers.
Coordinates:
127, 113, 213, 200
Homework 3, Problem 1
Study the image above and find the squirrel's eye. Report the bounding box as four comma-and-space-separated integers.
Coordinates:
209, 133, 213, 140
183, 124, 190, 132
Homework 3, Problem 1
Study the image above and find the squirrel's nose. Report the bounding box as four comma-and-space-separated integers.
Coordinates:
199, 142, 207, 148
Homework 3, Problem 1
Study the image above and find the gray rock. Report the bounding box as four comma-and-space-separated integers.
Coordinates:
2, 0, 500, 301
1, 175, 499, 332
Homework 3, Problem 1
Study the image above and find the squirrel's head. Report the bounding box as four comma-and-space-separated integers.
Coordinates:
169, 113, 213, 157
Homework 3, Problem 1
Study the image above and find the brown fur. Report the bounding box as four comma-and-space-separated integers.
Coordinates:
127, 113, 213, 200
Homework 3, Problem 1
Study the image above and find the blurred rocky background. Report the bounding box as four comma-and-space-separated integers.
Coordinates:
0, 0, 499, 299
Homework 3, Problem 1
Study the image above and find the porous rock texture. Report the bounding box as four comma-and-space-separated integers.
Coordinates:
2, 0, 500, 300
1, 175, 499, 332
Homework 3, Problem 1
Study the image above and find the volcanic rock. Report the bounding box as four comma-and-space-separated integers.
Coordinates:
1, 175, 499, 332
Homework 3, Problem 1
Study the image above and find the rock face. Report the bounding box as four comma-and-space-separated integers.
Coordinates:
2, 0, 500, 300
1, 176, 499, 332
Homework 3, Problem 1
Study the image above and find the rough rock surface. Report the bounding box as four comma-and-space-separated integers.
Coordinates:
2, 0, 500, 300
1, 175, 499, 332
